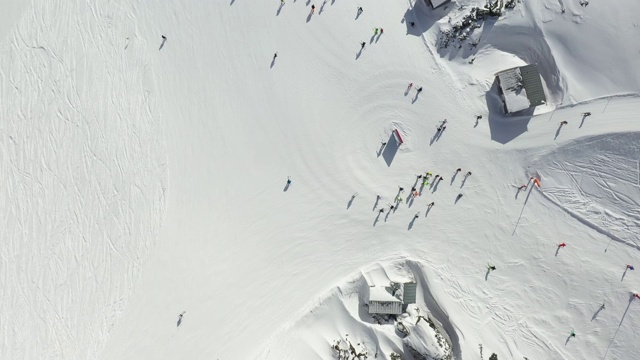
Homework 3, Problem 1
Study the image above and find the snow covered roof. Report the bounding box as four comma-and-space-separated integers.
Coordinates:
496, 65, 546, 113
427, 0, 451, 9
369, 286, 401, 303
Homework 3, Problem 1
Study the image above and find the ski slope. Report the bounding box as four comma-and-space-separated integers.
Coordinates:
0, 0, 639, 359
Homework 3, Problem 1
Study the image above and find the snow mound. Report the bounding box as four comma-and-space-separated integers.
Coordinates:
257, 260, 457, 360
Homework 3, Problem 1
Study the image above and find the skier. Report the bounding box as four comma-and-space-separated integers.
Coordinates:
627, 264, 635, 270
417, 174, 422, 179
413, 191, 419, 197
411, 187, 416, 192
582, 112, 591, 117
410, 21, 416, 28
560, 120, 568, 125
281, 0, 285, 4
414, 213, 419, 219
518, 184, 527, 190
287, 177, 292, 185
558, 242, 567, 248
569, 330, 576, 338
380, 28, 384, 34
162, 35, 167, 40
399, 187, 405, 192
456, 193, 463, 199
390, 205, 395, 211
311, 4, 315, 13
273, 52, 278, 59
428, 202, 434, 207
360, 42, 366, 49
381, 142, 387, 146
379, 208, 384, 213
416, 87, 423, 93
466, 171, 472, 176
635, 293, 640, 300
407, 82, 413, 91
434, 175, 440, 179
456, 168, 461, 172
487, 264, 496, 271
374, 28, 379, 35
396, 196, 403, 202
357, 7, 363, 14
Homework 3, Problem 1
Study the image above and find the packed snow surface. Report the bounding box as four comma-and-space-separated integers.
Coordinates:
1, 0, 640, 359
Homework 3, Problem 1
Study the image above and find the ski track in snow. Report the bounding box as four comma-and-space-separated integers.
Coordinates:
0, 1, 167, 359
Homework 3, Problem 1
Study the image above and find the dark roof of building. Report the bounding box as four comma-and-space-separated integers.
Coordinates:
403, 283, 417, 304
519, 64, 547, 107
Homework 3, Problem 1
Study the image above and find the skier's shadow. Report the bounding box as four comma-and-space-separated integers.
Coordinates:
283, 182, 290, 192
355, 11, 361, 20
555, 246, 561, 257
375, 33, 382, 43
564, 335, 573, 346
270, 57, 276, 68
591, 306, 604, 321
356, 48, 363, 60
554, 124, 563, 140
306, 12, 313, 23
159, 38, 167, 50
424, 206, 432, 217
369, 34, 375, 44
373, 212, 381, 226
450, 171, 458, 185
411, 92, 419, 104
621, 268, 628, 281
408, 216, 417, 230
429, 131, 439, 146
460, 175, 469, 188
376, 143, 385, 157
431, 180, 440, 193
372, 196, 380, 211
319, 1, 326, 14
485, 268, 490, 281
277, 3, 283, 16
384, 211, 391, 222
580, 115, 588, 128
347, 194, 357, 209
454, 194, 462, 204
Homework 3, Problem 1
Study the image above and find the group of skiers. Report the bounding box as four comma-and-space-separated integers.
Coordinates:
371, 167, 472, 217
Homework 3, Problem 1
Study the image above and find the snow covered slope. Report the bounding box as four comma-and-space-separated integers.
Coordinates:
1, 0, 639, 359
0, 1, 166, 358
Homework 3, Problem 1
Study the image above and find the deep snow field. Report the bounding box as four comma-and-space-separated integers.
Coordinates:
1, 0, 639, 359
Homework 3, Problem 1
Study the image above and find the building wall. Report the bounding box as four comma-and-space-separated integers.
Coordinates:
369, 301, 402, 315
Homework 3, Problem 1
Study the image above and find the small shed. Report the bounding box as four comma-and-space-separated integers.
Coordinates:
402, 283, 417, 312
368, 286, 403, 315
495, 64, 546, 114
425, 0, 452, 9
